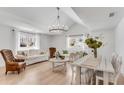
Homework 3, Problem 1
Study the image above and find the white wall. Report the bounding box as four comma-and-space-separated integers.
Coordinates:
115, 17, 124, 74
0, 24, 15, 67
40, 34, 51, 51
49, 35, 66, 51
92, 29, 115, 59
115, 17, 124, 63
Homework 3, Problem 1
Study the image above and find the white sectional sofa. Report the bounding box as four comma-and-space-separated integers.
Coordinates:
16, 49, 49, 65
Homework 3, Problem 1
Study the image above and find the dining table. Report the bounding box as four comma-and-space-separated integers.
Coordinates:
72, 55, 114, 85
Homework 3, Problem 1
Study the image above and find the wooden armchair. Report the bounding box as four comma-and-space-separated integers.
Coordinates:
49, 47, 56, 58
0, 49, 26, 74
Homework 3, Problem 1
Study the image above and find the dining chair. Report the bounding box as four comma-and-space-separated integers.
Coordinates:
71, 63, 92, 84
70, 55, 81, 84
96, 54, 122, 85
69, 53, 76, 62
89, 55, 102, 85
111, 56, 122, 84
70, 55, 93, 85
49, 47, 56, 58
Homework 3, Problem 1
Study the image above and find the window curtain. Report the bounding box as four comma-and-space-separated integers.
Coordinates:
66, 34, 88, 52
16, 31, 40, 51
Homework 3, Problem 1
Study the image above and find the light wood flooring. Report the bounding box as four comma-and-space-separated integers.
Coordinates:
0, 61, 72, 85
0, 61, 124, 85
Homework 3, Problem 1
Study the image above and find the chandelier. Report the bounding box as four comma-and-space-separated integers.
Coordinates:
49, 7, 69, 33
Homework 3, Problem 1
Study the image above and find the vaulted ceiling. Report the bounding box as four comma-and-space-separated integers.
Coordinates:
0, 7, 124, 34
73, 7, 124, 31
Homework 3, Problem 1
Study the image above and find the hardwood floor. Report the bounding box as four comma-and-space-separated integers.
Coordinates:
0, 61, 124, 85
0, 61, 72, 85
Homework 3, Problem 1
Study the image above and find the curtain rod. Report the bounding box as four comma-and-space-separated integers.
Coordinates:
19, 31, 38, 34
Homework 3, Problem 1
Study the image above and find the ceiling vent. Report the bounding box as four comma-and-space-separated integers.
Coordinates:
109, 12, 115, 18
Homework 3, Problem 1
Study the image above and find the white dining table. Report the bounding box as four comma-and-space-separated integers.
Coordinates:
72, 55, 114, 85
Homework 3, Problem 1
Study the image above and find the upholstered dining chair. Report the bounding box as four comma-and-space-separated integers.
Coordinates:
96, 54, 122, 85
0, 49, 26, 74
69, 53, 76, 62
71, 63, 93, 85
70, 55, 94, 85
70, 53, 83, 84
49, 47, 56, 58
111, 56, 122, 84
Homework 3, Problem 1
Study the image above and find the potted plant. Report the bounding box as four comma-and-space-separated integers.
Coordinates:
85, 38, 102, 58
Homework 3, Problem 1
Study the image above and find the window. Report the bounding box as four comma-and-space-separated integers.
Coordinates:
16, 31, 40, 51
67, 34, 86, 50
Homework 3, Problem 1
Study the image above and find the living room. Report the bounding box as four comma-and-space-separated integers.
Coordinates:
0, 7, 124, 86
1, 0, 124, 93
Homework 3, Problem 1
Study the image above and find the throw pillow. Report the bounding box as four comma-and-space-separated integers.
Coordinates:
63, 50, 68, 54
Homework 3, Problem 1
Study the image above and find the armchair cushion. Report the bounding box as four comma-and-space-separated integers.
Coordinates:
18, 62, 26, 69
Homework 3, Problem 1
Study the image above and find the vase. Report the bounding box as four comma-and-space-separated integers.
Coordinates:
94, 48, 97, 58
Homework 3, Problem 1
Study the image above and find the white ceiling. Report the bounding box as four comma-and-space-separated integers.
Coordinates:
0, 7, 76, 34
0, 7, 124, 34
73, 7, 124, 31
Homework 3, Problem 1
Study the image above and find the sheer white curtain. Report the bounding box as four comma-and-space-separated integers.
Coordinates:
66, 34, 88, 53
15, 31, 40, 51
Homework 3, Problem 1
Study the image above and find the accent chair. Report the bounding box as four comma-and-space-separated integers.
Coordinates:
0, 49, 26, 74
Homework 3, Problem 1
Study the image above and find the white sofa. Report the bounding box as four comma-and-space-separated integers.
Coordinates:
16, 49, 49, 65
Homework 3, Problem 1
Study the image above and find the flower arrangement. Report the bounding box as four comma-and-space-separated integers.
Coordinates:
85, 37, 102, 58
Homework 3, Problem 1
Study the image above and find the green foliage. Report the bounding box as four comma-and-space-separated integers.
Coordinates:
63, 50, 68, 54
85, 38, 102, 49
